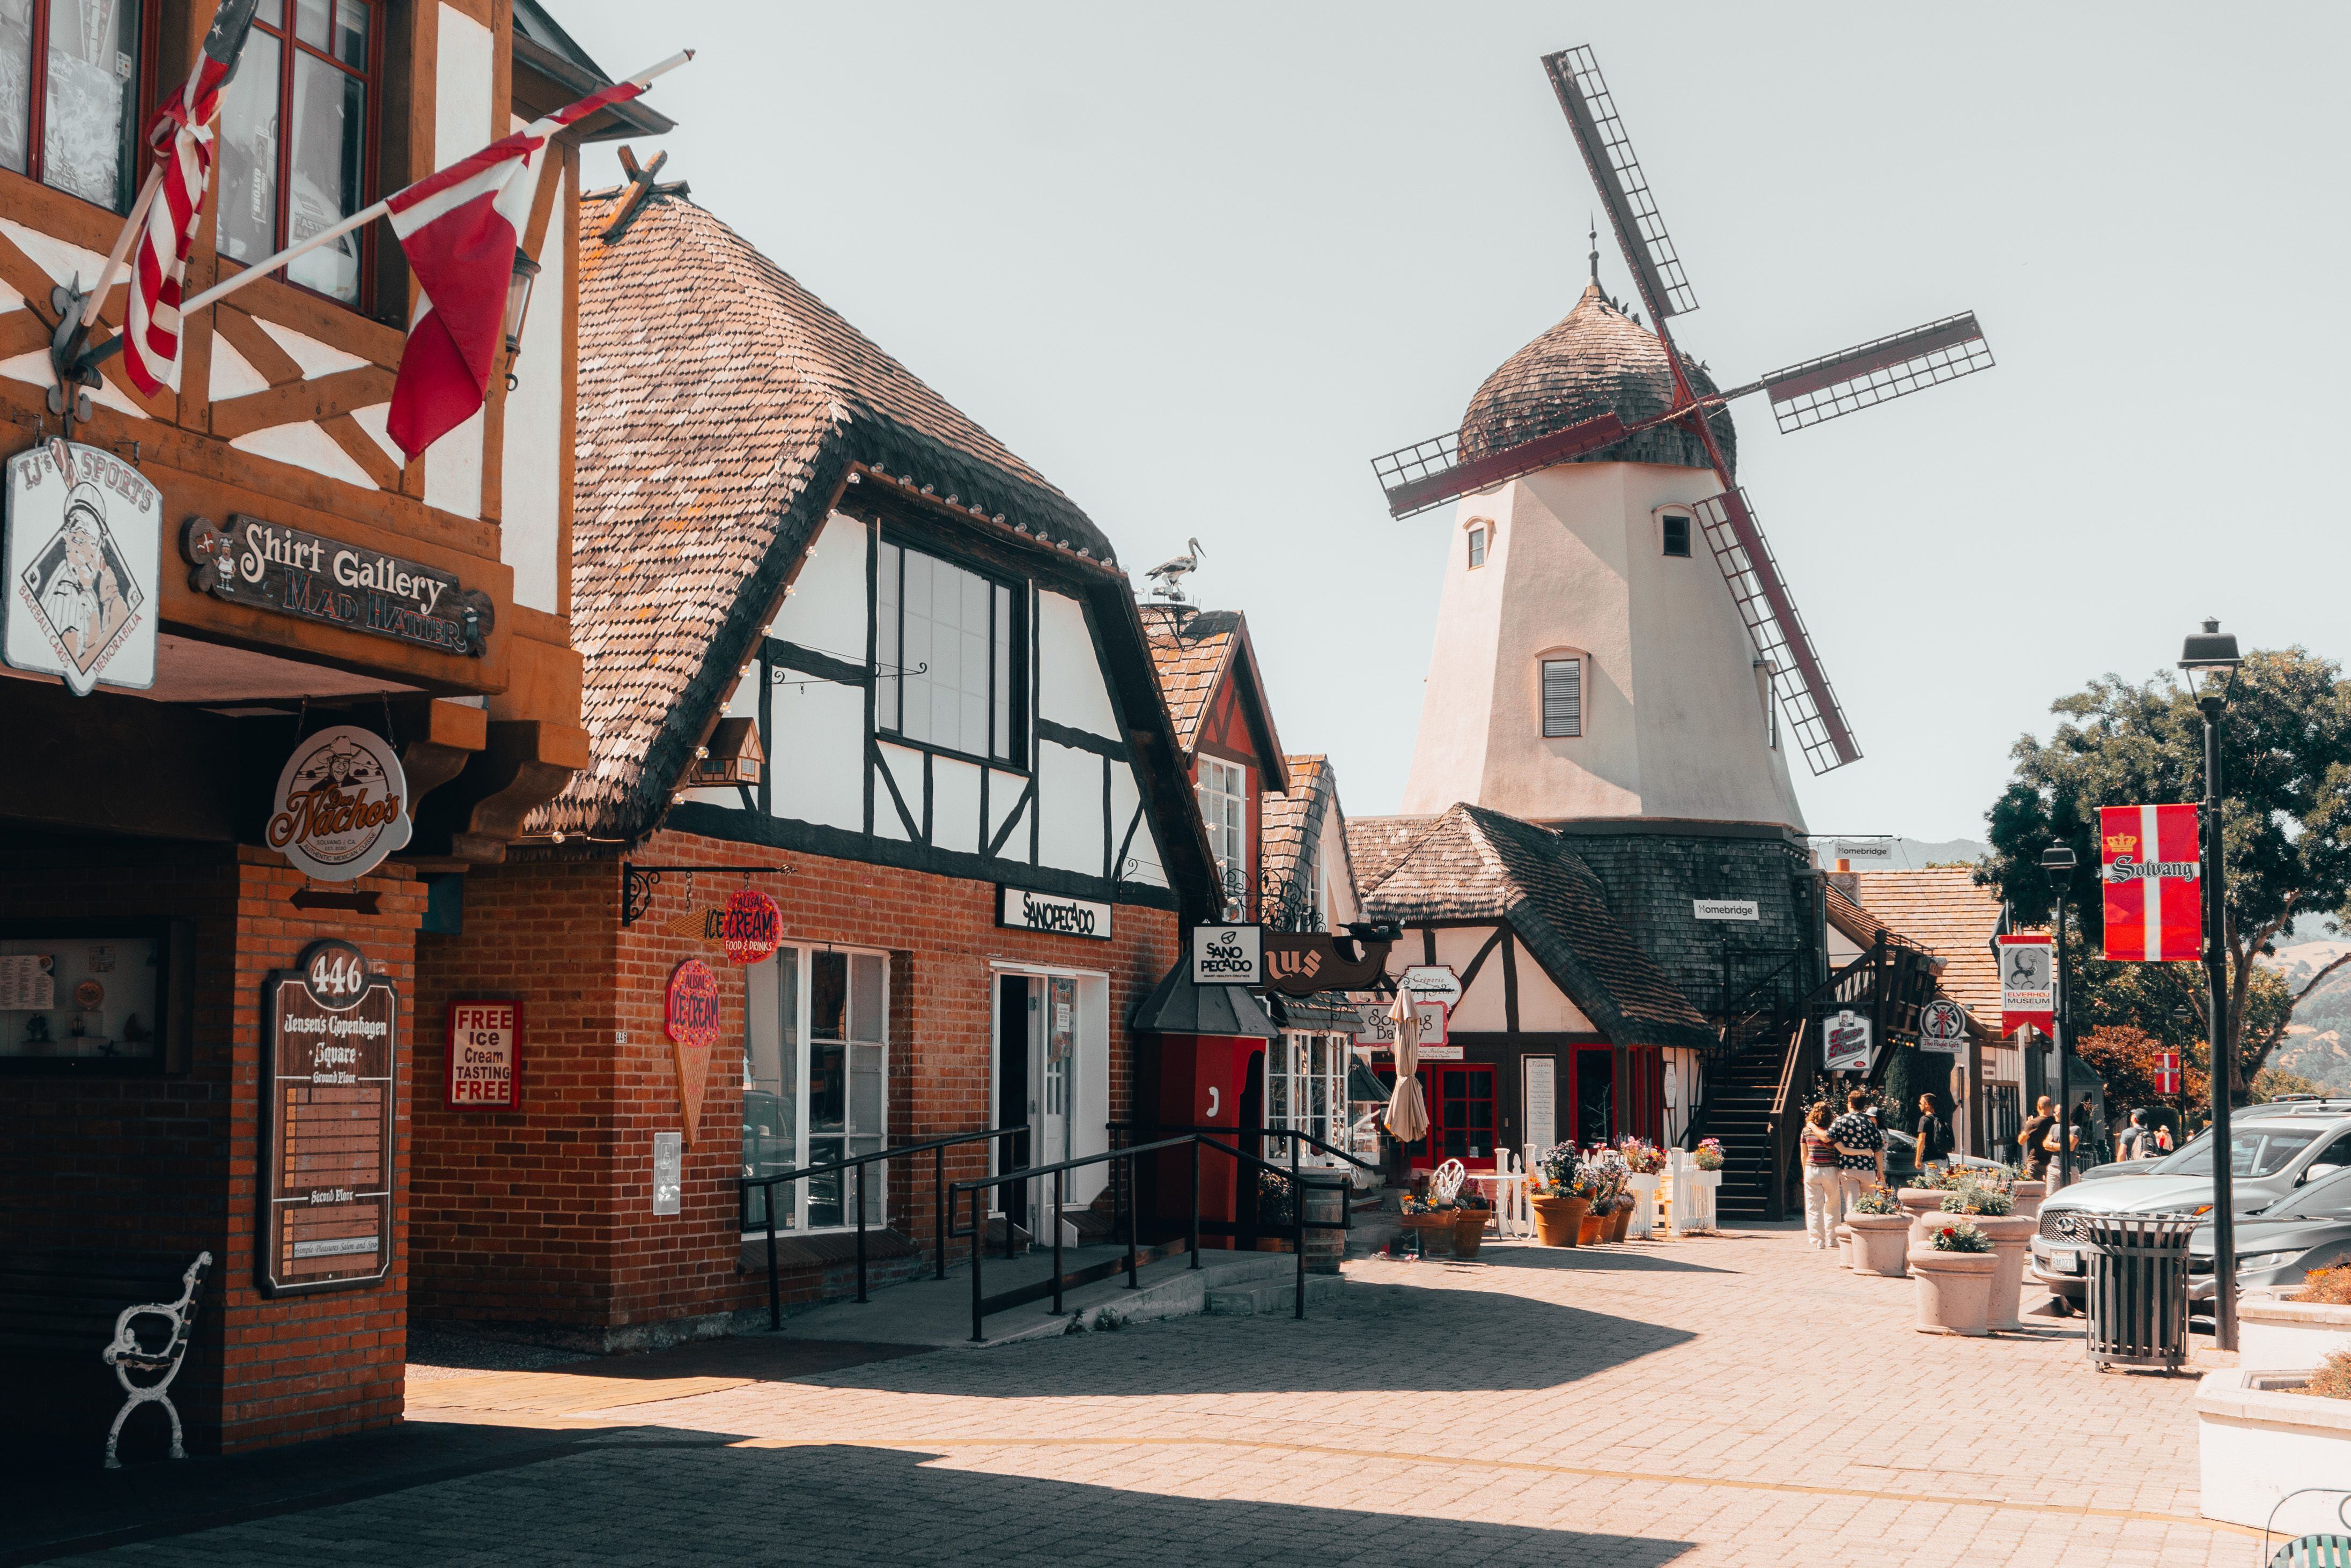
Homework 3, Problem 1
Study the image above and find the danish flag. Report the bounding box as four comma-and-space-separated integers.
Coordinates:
2099, 803, 2202, 963
382, 75, 653, 458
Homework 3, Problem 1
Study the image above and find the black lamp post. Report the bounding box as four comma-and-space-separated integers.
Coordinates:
2179, 617, 2242, 1350
2040, 843, 2077, 1189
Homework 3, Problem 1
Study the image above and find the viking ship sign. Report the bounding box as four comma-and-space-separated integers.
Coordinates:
3, 439, 158, 696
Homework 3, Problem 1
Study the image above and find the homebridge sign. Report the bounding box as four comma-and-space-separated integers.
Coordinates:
997, 886, 1110, 940
185, 513, 492, 657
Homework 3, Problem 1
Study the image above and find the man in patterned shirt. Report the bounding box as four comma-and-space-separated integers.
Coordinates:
1828, 1088, 1886, 1221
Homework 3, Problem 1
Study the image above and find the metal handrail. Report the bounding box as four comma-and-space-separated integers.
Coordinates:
949, 1130, 1352, 1343
1110, 1120, 1383, 1175
738, 1124, 1026, 1328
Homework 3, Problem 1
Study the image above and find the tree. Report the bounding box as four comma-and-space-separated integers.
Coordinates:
1978, 648, 2351, 1100
2076, 1023, 2205, 1118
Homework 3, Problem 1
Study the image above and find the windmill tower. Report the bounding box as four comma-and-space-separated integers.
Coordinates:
1377, 46, 1994, 833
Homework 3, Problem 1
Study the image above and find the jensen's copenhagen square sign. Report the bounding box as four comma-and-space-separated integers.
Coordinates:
185, 513, 493, 657
260, 941, 398, 1296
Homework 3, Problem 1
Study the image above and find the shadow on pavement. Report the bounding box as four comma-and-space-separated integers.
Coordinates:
1465, 1244, 1735, 1276
26, 1440, 1698, 1568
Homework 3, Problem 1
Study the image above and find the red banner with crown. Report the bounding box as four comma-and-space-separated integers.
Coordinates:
2100, 804, 2202, 963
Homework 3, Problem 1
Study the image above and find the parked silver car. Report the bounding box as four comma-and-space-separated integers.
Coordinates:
2185, 1166, 2351, 1301
2029, 1102, 2351, 1308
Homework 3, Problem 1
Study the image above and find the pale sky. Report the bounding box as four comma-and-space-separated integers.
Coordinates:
554, 3, 2351, 843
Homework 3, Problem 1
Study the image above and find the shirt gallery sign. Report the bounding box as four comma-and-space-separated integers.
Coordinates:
185, 514, 493, 657
997, 886, 1110, 940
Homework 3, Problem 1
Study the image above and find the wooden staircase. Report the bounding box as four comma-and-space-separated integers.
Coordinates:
1706, 1030, 1793, 1222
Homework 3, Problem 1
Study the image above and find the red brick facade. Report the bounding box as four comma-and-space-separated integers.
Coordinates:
0, 843, 422, 1456
410, 825, 1178, 1346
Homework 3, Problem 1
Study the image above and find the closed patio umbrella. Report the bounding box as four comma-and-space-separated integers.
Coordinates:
1383, 984, 1428, 1145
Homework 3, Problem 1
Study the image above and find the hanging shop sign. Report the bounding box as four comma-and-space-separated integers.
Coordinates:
260, 940, 397, 1296
664, 959, 721, 1145
1190, 923, 1262, 985
1918, 997, 1967, 1055
1692, 899, 1760, 922
3, 438, 159, 696
1822, 1009, 1874, 1074
719, 887, 783, 965
2099, 804, 2202, 963
1834, 840, 1895, 862
183, 513, 493, 657
267, 724, 412, 881
1352, 999, 1453, 1056
1263, 929, 1393, 996
997, 885, 1110, 940
1998, 933, 2054, 1035
445, 1000, 521, 1109
1401, 964, 1463, 1009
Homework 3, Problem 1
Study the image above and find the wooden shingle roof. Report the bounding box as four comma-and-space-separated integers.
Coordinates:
1351, 804, 1712, 1051
1136, 604, 1234, 755
1847, 868, 2007, 1031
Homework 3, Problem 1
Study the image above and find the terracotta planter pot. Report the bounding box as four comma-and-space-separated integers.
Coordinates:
1847, 1212, 1913, 1276
1530, 1195, 1588, 1247
1578, 1212, 1608, 1246
1453, 1212, 1490, 1258
1908, 1248, 1999, 1335
1610, 1205, 1633, 1243
1970, 1214, 2037, 1331
1401, 1211, 1456, 1257
1898, 1188, 1947, 1247
2011, 1180, 2046, 1222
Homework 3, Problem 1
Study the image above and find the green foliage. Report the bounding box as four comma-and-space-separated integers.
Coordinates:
2251, 1067, 2323, 1101
1927, 1221, 1993, 1253
1939, 1184, 2013, 1216
1852, 1184, 1902, 1215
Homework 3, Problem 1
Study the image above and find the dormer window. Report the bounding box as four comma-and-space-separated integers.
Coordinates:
1466, 524, 1488, 569
1661, 512, 1692, 558
1540, 655, 1582, 738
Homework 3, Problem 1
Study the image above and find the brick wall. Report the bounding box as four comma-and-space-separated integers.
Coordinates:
0, 842, 422, 1455
412, 826, 1177, 1345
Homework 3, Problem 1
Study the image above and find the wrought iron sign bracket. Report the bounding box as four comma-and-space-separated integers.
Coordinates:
617, 862, 788, 928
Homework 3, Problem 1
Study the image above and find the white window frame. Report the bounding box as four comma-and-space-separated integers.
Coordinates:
1269, 1032, 1352, 1165
1466, 524, 1487, 569
1539, 654, 1583, 739
875, 538, 1025, 766
1198, 756, 1249, 918
742, 942, 891, 1238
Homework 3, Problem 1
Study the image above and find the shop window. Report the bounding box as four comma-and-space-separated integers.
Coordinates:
1661, 512, 1692, 557
217, 0, 378, 307
1434, 1065, 1497, 1164
1539, 655, 1582, 738
1267, 1032, 1348, 1157
1198, 756, 1249, 918
742, 944, 889, 1234
876, 539, 1026, 765
0, 0, 153, 213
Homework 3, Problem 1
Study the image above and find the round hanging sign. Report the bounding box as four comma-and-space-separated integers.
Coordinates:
664, 958, 723, 1048
267, 723, 411, 881
718, 887, 781, 965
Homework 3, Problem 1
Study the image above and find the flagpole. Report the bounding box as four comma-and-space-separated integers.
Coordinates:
176, 50, 694, 322
79, 165, 166, 329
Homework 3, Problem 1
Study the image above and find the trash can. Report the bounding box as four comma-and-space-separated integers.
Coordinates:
2080, 1212, 2199, 1371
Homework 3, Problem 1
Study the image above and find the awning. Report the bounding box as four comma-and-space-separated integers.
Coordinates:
1269, 994, 1365, 1032
1130, 959, 1279, 1038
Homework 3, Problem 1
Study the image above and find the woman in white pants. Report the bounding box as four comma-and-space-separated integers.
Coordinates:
1800, 1103, 1841, 1247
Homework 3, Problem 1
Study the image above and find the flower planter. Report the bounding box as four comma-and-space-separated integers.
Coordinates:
1401, 1211, 1456, 1257
1453, 1212, 1491, 1259
1689, 1167, 1722, 1234
1578, 1212, 1608, 1246
1897, 1188, 1947, 1247
1624, 1173, 1660, 1239
1971, 1215, 2037, 1332
2197, 1367, 2351, 1532
1609, 1205, 1632, 1243
1530, 1194, 1587, 1248
1847, 1213, 1912, 1277
2241, 1298, 2351, 1367
1908, 1248, 1998, 1335
2010, 1180, 2045, 1222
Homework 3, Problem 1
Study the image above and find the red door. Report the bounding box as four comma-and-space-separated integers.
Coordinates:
1406, 1064, 1498, 1171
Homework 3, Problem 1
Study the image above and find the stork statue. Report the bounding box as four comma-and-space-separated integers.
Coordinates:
1143, 536, 1205, 603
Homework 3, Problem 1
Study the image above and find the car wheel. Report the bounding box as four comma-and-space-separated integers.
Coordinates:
2047, 1295, 2075, 1317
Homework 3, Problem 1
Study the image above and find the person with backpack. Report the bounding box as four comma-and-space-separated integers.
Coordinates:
1914, 1093, 1956, 1171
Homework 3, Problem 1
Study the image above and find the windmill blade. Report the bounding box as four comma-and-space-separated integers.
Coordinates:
1690, 489, 1860, 775
1369, 411, 1630, 519
1543, 46, 1698, 322
1758, 311, 1993, 433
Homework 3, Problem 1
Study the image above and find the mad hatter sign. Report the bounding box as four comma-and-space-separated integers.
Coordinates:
4, 439, 158, 695
268, 725, 412, 880
2099, 804, 2202, 962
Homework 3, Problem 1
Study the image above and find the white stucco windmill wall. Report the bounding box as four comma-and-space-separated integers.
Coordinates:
1401, 458, 1806, 832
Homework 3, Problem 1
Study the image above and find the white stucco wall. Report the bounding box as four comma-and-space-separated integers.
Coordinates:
422, 3, 493, 521
502, 166, 566, 611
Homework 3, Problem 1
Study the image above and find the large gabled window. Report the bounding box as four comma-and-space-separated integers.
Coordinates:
1199, 756, 1249, 918
0, 0, 155, 213
875, 539, 1028, 765
217, 0, 379, 307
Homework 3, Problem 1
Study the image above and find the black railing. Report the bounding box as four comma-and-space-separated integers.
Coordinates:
951, 1128, 1365, 1344
738, 1125, 1025, 1329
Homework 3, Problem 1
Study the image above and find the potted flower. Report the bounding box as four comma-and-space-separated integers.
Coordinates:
1908, 1220, 1998, 1335
1529, 1142, 1588, 1247
1619, 1138, 1665, 1238
1686, 1139, 1724, 1233
1940, 1183, 2031, 1331
1897, 1163, 1959, 1242
1846, 1185, 1913, 1277
1398, 1191, 1457, 1256
1452, 1188, 1493, 1259
2197, 1350, 2351, 1532
2242, 1267, 2351, 1368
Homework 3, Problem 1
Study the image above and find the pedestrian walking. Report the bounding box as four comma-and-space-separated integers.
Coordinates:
2154, 1121, 2175, 1154
2073, 1091, 2102, 1167
2020, 1094, 2059, 1184
1914, 1093, 1956, 1173
1828, 1089, 1885, 1222
2117, 1108, 2151, 1161
1800, 1102, 1840, 1248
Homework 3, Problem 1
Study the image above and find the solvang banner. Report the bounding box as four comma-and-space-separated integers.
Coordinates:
2100, 804, 2201, 963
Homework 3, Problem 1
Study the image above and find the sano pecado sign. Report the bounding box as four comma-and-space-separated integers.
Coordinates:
185, 514, 492, 657
997, 886, 1111, 940
2100, 804, 2202, 963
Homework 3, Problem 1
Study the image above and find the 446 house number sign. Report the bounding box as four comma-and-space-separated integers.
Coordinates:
261, 941, 398, 1296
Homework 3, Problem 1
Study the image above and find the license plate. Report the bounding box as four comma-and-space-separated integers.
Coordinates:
2055, 1252, 2083, 1275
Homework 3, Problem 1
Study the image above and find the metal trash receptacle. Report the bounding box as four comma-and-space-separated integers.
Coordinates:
2081, 1212, 2198, 1371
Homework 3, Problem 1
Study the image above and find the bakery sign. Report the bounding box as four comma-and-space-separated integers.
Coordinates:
184, 513, 493, 657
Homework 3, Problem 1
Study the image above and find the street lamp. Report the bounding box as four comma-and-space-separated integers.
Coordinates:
2179, 617, 2243, 1350
502, 247, 542, 391
2040, 842, 2077, 1189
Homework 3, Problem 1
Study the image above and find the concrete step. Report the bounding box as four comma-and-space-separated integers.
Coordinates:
1204, 1273, 1346, 1316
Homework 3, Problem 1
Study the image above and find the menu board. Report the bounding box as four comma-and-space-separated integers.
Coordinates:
260, 941, 397, 1296
0, 934, 163, 1062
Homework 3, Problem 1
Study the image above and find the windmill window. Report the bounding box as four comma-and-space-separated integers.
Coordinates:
1466, 526, 1487, 569
1541, 656, 1582, 739
876, 539, 1027, 766
1661, 513, 1692, 558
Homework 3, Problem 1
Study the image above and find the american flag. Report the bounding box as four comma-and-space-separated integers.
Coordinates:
119, 0, 259, 398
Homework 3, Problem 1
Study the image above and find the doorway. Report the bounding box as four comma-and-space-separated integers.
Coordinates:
993, 973, 1080, 1243
1573, 1048, 1613, 1148
1401, 1063, 1499, 1172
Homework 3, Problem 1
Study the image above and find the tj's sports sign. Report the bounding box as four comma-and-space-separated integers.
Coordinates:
2099, 804, 2201, 963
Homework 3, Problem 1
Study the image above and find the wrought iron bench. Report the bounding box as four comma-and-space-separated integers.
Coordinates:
0, 1249, 211, 1467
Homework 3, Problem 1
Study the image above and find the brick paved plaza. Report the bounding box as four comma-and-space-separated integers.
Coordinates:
30, 1225, 2252, 1567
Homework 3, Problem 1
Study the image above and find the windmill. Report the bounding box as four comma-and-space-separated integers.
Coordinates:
1368, 46, 1994, 777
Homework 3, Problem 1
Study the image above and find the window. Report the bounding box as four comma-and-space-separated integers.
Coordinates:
1540, 656, 1582, 738
0, 0, 151, 212
1466, 525, 1487, 569
1661, 512, 1692, 557
1755, 660, 1779, 750
218, 0, 377, 306
1198, 756, 1248, 918
743, 944, 889, 1233
1269, 1033, 1350, 1158
875, 540, 1025, 764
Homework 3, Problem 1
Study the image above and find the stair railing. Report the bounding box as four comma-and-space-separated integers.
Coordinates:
1764, 1019, 1815, 1219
